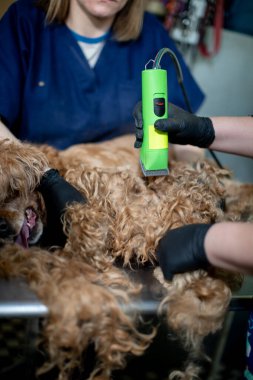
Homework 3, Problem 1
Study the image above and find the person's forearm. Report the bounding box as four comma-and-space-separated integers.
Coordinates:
0, 119, 19, 142
204, 222, 253, 274
209, 117, 253, 157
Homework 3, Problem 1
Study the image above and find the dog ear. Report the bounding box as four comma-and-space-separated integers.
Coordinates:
0, 140, 49, 201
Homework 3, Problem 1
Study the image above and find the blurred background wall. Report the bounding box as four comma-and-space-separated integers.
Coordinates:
190, 28, 253, 182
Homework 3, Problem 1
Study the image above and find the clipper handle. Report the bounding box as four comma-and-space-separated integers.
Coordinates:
140, 69, 169, 175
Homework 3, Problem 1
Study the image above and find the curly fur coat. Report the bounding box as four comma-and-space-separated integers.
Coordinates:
0, 136, 252, 380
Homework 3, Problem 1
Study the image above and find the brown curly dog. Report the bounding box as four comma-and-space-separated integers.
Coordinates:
0, 136, 251, 380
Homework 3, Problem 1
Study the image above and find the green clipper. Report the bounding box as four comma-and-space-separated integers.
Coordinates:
140, 68, 169, 176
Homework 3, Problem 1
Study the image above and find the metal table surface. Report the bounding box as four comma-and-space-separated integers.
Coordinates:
0, 269, 252, 318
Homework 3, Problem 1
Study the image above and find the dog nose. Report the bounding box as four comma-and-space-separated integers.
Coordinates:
0, 217, 12, 238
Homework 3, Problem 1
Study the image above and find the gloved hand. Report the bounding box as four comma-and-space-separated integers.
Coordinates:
133, 101, 144, 148
157, 224, 212, 280
133, 102, 215, 148
37, 169, 86, 248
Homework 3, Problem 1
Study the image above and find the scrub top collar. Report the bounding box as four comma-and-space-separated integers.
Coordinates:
59, 23, 117, 80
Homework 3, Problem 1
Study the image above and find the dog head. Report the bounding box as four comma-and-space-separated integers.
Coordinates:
0, 139, 49, 203
0, 140, 49, 247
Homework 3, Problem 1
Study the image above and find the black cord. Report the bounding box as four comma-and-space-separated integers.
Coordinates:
178, 82, 193, 116
178, 80, 223, 169
179, 82, 224, 169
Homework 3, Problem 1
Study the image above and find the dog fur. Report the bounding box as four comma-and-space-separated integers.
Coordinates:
0, 136, 251, 380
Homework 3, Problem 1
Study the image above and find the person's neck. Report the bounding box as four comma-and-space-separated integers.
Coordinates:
66, 3, 114, 38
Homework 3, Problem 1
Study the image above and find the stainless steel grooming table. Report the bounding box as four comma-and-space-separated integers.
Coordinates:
0, 268, 252, 318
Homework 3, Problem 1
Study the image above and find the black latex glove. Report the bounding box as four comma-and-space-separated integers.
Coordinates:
133, 101, 144, 148
133, 102, 215, 148
37, 169, 86, 248
157, 224, 212, 280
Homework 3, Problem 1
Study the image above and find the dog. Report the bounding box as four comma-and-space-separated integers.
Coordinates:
0, 136, 251, 380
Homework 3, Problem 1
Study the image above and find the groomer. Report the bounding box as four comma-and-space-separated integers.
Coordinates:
0, 0, 204, 148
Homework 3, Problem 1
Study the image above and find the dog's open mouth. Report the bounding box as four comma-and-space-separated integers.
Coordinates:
15, 208, 37, 248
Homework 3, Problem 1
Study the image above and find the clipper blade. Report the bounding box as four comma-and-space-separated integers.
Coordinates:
140, 160, 169, 177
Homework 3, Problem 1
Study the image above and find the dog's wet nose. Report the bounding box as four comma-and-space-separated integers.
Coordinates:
0, 217, 12, 238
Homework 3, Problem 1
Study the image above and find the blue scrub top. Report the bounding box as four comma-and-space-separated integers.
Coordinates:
0, 0, 205, 149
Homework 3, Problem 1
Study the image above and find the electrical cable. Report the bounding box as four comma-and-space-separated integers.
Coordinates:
152, 48, 223, 169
